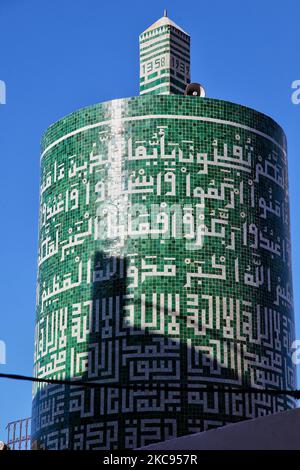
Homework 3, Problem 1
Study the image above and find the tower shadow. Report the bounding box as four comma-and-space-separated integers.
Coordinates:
31, 251, 296, 450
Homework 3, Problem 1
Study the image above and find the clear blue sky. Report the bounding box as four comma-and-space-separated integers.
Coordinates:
0, 0, 299, 442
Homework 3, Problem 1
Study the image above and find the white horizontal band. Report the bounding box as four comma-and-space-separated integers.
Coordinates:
41, 112, 286, 160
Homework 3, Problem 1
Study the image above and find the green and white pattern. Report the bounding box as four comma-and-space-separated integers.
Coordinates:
139, 13, 190, 95
32, 95, 296, 450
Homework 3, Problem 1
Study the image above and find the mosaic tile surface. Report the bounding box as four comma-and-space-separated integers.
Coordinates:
31, 95, 296, 450
139, 15, 190, 95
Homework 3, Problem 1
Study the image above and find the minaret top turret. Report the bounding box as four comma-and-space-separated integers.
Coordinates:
139, 12, 190, 96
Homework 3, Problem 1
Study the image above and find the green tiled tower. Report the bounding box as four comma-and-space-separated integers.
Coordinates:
139, 11, 190, 95
31, 14, 296, 450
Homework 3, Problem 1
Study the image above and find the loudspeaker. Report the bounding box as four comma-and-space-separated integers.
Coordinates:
184, 82, 206, 97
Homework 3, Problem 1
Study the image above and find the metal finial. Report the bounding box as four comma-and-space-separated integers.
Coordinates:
164, 9, 168, 17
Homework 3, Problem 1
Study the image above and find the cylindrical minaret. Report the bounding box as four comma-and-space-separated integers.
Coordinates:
31, 15, 296, 451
